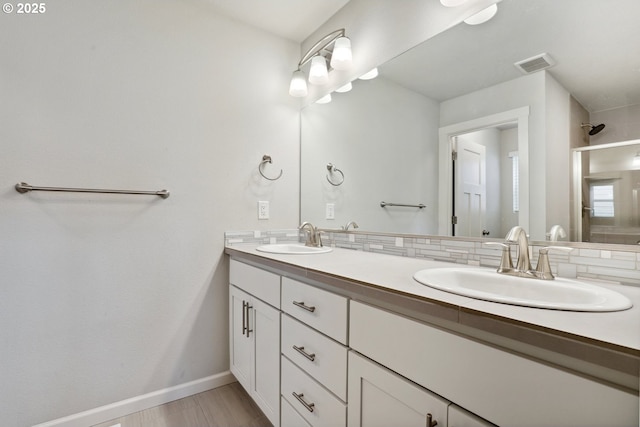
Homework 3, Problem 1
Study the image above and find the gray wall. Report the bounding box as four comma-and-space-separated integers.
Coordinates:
301, 76, 440, 234
0, 1, 299, 425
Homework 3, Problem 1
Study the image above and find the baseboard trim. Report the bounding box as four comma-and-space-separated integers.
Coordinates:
32, 371, 236, 427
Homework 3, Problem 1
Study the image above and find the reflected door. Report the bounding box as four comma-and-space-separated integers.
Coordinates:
454, 139, 486, 237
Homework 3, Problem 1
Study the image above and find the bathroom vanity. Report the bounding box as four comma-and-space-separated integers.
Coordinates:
226, 244, 640, 427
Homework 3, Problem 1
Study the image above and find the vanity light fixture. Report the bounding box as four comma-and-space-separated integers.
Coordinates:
288, 70, 308, 97
335, 82, 353, 93
309, 56, 329, 85
633, 152, 640, 168
440, 0, 469, 6
316, 93, 332, 104
464, 3, 498, 25
358, 68, 378, 80
288, 28, 353, 98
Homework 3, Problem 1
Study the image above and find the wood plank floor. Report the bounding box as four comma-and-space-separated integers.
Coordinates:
92, 382, 272, 427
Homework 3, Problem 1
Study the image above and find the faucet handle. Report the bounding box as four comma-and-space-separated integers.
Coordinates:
534, 246, 573, 280
485, 242, 513, 273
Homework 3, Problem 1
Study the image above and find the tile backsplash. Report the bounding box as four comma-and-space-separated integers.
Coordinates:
225, 229, 640, 287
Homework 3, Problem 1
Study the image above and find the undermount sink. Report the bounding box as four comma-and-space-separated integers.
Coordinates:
413, 267, 632, 312
256, 243, 333, 254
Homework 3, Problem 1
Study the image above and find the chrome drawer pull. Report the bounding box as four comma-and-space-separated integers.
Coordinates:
245, 303, 253, 338
241, 301, 247, 335
293, 345, 316, 361
293, 301, 316, 312
292, 392, 315, 413
426, 413, 438, 427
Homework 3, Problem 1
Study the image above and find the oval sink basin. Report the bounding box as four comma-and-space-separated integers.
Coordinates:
256, 243, 333, 254
413, 267, 632, 312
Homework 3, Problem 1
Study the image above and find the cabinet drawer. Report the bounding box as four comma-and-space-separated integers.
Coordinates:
281, 314, 348, 401
230, 259, 280, 308
281, 396, 312, 427
350, 300, 638, 427
281, 277, 348, 344
281, 356, 347, 427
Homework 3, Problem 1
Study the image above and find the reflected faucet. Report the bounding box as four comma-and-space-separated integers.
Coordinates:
299, 222, 323, 247
342, 221, 359, 231
546, 225, 566, 242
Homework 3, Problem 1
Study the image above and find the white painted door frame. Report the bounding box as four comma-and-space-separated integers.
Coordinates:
438, 106, 530, 236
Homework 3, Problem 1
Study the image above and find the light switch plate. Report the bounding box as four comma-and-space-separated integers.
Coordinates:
326, 203, 335, 220
258, 201, 269, 219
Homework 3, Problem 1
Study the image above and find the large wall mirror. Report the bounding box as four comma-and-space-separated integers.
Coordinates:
301, 0, 640, 247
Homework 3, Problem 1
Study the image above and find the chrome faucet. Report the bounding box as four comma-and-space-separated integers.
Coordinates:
489, 226, 573, 280
505, 226, 532, 273
342, 221, 359, 231
299, 222, 323, 247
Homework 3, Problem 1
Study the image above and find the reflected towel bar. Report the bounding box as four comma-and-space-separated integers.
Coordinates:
15, 182, 170, 199
380, 201, 425, 209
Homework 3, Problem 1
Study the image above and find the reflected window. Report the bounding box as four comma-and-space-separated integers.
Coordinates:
591, 184, 614, 218
509, 151, 519, 213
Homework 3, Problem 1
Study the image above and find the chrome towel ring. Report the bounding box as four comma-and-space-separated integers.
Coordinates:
326, 163, 344, 186
259, 155, 283, 181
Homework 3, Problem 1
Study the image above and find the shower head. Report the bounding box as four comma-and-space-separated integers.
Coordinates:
581, 123, 606, 136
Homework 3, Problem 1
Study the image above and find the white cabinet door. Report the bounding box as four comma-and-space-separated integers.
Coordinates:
348, 351, 448, 427
252, 297, 280, 426
229, 285, 251, 391
229, 285, 280, 427
448, 405, 496, 427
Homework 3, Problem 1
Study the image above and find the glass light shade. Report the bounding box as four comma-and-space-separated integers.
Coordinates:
358, 68, 378, 80
440, 0, 468, 6
464, 4, 498, 25
316, 94, 332, 104
289, 70, 308, 97
335, 82, 353, 93
633, 153, 640, 168
309, 56, 329, 85
330, 37, 352, 70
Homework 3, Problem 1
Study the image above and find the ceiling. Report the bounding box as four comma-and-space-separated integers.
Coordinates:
198, 0, 350, 42
380, 0, 640, 113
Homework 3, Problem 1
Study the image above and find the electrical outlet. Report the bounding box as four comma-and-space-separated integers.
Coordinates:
326, 203, 335, 220
258, 201, 269, 219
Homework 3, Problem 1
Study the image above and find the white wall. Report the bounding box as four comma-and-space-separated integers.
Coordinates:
0, 1, 299, 425
440, 72, 547, 239
438, 71, 575, 240
544, 73, 572, 236
301, 76, 440, 234
591, 104, 640, 145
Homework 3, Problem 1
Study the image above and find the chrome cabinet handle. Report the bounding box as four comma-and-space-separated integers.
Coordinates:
426, 413, 438, 427
245, 302, 253, 338
241, 301, 247, 335
293, 301, 316, 312
293, 345, 316, 361
292, 392, 315, 413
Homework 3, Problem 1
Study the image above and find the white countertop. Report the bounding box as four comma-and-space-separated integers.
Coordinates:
226, 244, 640, 353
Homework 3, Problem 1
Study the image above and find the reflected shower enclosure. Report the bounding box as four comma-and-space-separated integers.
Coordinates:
572, 140, 640, 244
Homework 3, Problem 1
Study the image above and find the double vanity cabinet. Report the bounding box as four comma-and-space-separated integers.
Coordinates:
228, 248, 639, 427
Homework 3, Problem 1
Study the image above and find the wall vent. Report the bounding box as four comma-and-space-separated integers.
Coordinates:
514, 53, 556, 74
